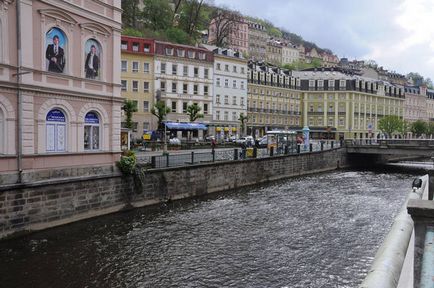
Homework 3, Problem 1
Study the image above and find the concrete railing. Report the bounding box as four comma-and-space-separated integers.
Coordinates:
360, 174, 428, 288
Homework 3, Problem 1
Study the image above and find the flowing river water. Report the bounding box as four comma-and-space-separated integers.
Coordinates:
0, 170, 418, 287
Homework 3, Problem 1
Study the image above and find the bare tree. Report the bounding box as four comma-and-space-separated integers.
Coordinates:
208, 8, 243, 48
179, 0, 205, 37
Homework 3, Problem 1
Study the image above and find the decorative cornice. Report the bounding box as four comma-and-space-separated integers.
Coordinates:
80, 22, 111, 37
38, 8, 78, 26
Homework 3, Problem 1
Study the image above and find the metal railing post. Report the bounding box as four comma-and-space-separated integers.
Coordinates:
234, 148, 238, 160
270, 146, 274, 156
151, 156, 156, 168
191, 151, 194, 164
331, 141, 334, 149
309, 143, 313, 152
253, 147, 257, 158
166, 154, 169, 167
212, 148, 215, 162
297, 144, 300, 154
321, 142, 324, 151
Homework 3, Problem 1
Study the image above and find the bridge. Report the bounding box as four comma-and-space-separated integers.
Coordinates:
346, 139, 434, 157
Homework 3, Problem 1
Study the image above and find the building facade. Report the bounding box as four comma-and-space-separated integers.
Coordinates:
208, 17, 249, 56
203, 45, 247, 140
293, 69, 405, 139
154, 41, 214, 139
247, 21, 268, 61
120, 36, 155, 139
281, 44, 299, 65
265, 40, 282, 66
404, 86, 428, 123
0, 0, 122, 182
246, 62, 302, 137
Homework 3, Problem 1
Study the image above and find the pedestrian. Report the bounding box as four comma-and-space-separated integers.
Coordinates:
211, 138, 216, 150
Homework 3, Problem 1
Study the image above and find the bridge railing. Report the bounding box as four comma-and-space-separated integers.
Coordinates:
346, 138, 434, 147
360, 175, 428, 288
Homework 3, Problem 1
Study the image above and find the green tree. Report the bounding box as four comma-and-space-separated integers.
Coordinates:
186, 103, 204, 122
165, 27, 191, 44
122, 27, 144, 37
151, 100, 171, 130
427, 122, 434, 138
141, 0, 173, 31
378, 115, 403, 137
411, 120, 428, 137
238, 113, 248, 136
121, 0, 140, 28
122, 100, 138, 129
399, 120, 411, 136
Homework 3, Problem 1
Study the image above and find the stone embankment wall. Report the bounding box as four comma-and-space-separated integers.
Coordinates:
0, 148, 348, 239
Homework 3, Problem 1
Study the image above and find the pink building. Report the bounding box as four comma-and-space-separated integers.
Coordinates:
208, 17, 249, 56
0, 0, 122, 184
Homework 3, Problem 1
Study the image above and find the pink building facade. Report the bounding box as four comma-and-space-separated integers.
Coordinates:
208, 17, 249, 56
0, 0, 122, 183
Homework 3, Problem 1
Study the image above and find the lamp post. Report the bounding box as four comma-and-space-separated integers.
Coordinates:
163, 121, 167, 154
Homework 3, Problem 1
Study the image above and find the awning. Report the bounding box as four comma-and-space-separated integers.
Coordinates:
163, 122, 208, 130
224, 127, 229, 132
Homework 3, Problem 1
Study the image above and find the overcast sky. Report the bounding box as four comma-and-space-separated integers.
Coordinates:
213, 0, 434, 80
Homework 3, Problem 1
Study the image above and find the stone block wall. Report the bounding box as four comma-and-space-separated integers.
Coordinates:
0, 148, 347, 239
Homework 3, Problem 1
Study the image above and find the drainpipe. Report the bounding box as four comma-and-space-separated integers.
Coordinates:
16, 0, 23, 183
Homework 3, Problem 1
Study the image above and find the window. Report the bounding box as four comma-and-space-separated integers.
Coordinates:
225, 79, 229, 87
224, 95, 229, 104
132, 61, 139, 72
84, 112, 100, 150
224, 111, 229, 121
183, 65, 188, 76
241, 81, 245, 89
143, 122, 149, 130
143, 101, 149, 112
216, 110, 220, 120
194, 85, 198, 95
172, 64, 177, 75
241, 67, 245, 74
183, 84, 188, 94
143, 44, 150, 53
240, 97, 245, 106
233, 66, 237, 73
188, 50, 195, 58
216, 78, 221, 86
204, 104, 208, 114
121, 41, 127, 50
121, 80, 127, 91
143, 62, 150, 73
232, 96, 237, 105
194, 67, 199, 77
177, 49, 185, 57
216, 94, 220, 104
232, 112, 237, 121
165, 47, 173, 55
225, 64, 229, 71
183, 102, 188, 113
132, 122, 138, 132
171, 101, 177, 113
217, 63, 221, 70
160, 81, 166, 92
233, 80, 237, 88
132, 42, 139, 52
204, 86, 208, 96
143, 81, 149, 92
172, 82, 177, 93
204, 68, 209, 79
46, 109, 66, 152
121, 60, 127, 72
46, 27, 68, 74
132, 80, 138, 92
161, 63, 166, 74
199, 52, 206, 60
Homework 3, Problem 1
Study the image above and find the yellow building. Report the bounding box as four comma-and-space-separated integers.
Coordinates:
120, 36, 155, 139
247, 62, 302, 137
294, 69, 405, 139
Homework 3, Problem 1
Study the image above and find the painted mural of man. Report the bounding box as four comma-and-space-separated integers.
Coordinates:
45, 35, 65, 73
85, 45, 100, 79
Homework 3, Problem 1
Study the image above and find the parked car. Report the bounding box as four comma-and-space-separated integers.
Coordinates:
257, 135, 268, 148
169, 138, 181, 145
235, 136, 254, 146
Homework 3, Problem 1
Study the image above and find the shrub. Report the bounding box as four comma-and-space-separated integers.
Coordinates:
117, 150, 136, 175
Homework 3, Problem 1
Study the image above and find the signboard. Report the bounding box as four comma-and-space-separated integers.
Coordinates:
46, 109, 65, 122
85, 112, 99, 124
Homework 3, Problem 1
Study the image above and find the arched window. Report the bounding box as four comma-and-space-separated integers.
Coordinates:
0, 108, 4, 154
45, 27, 67, 73
84, 111, 100, 150
46, 109, 66, 152
84, 39, 102, 80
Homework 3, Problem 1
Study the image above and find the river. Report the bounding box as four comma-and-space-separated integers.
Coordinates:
0, 170, 418, 287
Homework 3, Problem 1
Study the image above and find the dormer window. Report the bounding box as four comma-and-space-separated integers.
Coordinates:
121, 41, 128, 50
199, 52, 206, 60
177, 49, 185, 57
143, 44, 150, 53
165, 48, 173, 55
132, 42, 139, 52
188, 50, 195, 58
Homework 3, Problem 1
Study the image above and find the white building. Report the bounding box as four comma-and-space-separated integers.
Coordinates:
203, 45, 248, 139
154, 41, 214, 140
282, 44, 300, 65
